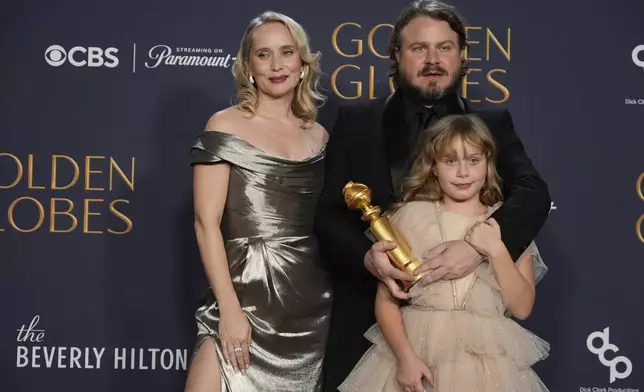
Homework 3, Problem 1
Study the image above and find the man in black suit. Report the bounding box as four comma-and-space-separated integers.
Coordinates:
315, 0, 551, 390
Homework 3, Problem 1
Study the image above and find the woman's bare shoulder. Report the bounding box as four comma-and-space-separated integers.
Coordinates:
204, 106, 248, 136
310, 121, 329, 143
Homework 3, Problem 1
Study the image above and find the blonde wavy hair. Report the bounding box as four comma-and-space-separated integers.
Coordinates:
232, 11, 325, 126
391, 114, 503, 213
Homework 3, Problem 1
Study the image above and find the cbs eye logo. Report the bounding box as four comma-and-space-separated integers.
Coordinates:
44, 45, 119, 68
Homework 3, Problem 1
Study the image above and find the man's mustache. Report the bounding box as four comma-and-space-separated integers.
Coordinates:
418, 65, 448, 77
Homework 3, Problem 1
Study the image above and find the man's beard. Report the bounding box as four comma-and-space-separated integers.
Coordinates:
397, 63, 462, 104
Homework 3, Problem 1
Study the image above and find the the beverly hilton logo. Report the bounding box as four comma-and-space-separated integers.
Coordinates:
16, 315, 189, 370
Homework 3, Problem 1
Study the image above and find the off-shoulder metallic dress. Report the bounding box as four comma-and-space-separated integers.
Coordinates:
189, 130, 333, 392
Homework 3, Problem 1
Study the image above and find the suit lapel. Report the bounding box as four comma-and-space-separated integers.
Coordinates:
344, 96, 390, 212
381, 89, 409, 205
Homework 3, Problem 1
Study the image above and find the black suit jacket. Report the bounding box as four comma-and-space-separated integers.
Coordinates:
314, 89, 551, 391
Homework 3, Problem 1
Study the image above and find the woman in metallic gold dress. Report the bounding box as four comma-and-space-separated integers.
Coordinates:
183, 11, 332, 392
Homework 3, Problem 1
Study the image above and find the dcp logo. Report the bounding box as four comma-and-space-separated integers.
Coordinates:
44, 45, 119, 68
586, 327, 632, 383
633, 45, 644, 70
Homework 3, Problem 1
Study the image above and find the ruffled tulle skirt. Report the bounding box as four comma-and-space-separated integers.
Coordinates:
338, 307, 550, 392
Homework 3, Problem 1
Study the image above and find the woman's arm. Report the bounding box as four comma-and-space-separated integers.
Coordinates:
375, 283, 416, 363
193, 161, 238, 314
193, 152, 250, 372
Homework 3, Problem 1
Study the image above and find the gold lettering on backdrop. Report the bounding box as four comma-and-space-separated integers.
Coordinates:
462, 67, 481, 102
486, 69, 509, 104
330, 22, 511, 102
331, 64, 363, 99
7, 197, 45, 233
0, 153, 24, 189
85, 156, 104, 191
84, 198, 103, 234
367, 24, 392, 59
331, 22, 363, 57
0, 153, 135, 234
108, 199, 132, 234
331, 22, 395, 99
462, 26, 511, 104
27, 155, 45, 190
637, 172, 644, 243
51, 155, 79, 190
486, 28, 511, 61
110, 157, 135, 191
50, 198, 77, 233
464, 26, 482, 61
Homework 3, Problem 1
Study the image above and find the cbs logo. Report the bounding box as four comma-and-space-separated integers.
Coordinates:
44, 45, 119, 68
586, 327, 632, 383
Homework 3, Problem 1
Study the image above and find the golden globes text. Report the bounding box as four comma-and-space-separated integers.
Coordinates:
637, 171, 643, 243
331, 22, 511, 103
0, 153, 134, 234
343, 181, 424, 291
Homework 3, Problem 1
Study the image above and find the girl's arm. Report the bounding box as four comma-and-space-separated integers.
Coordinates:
375, 283, 417, 363
487, 243, 535, 319
467, 218, 536, 320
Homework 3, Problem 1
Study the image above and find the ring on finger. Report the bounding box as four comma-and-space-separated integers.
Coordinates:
234, 347, 242, 353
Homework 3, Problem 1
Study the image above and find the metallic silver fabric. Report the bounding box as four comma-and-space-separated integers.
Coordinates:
189, 131, 333, 392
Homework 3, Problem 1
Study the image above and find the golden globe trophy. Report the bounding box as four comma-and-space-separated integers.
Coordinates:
343, 181, 424, 291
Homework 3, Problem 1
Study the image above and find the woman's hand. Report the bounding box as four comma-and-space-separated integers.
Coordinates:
219, 307, 251, 373
396, 355, 434, 392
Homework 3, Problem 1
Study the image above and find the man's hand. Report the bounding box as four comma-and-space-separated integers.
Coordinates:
414, 240, 483, 286
364, 240, 416, 300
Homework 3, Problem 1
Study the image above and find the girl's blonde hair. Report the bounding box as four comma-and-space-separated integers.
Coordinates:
391, 114, 503, 212
232, 11, 325, 126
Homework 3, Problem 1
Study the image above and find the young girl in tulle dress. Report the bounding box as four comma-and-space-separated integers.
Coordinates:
338, 114, 550, 392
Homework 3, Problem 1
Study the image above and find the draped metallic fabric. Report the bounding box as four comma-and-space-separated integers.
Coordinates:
189, 131, 333, 392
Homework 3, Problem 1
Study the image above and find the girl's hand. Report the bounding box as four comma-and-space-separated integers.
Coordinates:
219, 307, 251, 373
396, 355, 434, 392
465, 218, 504, 258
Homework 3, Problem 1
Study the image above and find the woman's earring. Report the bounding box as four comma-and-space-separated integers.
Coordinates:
300, 70, 304, 79
249, 75, 255, 84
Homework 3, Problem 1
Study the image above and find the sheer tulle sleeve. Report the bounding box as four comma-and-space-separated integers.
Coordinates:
525, 241, 548, 285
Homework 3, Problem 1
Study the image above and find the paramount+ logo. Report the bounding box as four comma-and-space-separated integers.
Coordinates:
44, 45, 119, 68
